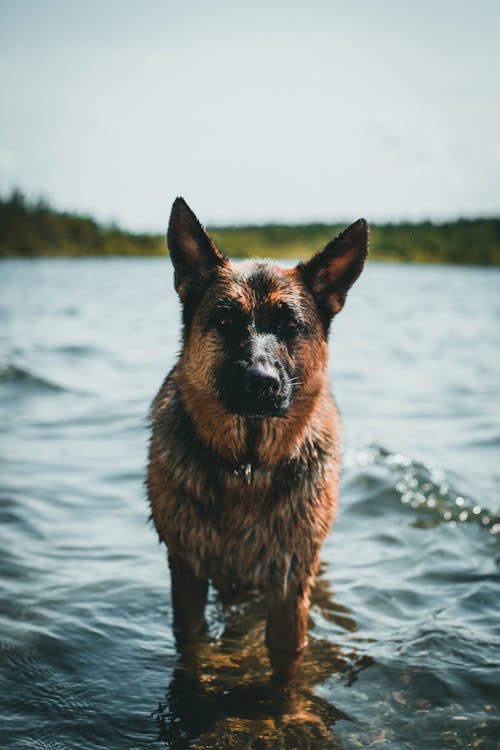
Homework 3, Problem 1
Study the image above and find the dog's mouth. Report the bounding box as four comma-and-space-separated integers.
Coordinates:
229, 396, 290, 419
222, 395, 291, 419
217, 361, 293, 418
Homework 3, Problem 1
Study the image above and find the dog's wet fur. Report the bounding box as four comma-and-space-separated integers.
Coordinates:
147, 198, 368, 679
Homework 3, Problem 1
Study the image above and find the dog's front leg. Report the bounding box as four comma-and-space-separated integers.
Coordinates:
265, 588, 310, 682
168, 553, 208, 649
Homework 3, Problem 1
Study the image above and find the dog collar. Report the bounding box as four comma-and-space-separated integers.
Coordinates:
233, 462, 253, 484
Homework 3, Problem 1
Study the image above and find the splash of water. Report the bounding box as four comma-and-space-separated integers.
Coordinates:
345, 443, 500, 535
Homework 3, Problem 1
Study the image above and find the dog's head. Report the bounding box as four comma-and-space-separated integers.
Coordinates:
168, 198, 368, 420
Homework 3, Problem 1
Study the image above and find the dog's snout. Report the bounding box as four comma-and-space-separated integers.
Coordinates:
243, 363, 280, 398
219, 334, 291, 417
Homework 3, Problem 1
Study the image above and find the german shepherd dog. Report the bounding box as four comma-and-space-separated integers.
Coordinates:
148, 198, 368, 679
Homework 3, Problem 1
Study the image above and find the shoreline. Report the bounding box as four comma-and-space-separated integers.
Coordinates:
1, 193, 499, 264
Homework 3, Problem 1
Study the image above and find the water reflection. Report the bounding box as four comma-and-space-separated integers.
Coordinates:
155, 574, 373, 749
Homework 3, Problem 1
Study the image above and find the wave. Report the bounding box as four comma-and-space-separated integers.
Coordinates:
469, 434, 500, 448
54, 344, 105, 356
0, 363, 66, 392
344, 442, 500, 535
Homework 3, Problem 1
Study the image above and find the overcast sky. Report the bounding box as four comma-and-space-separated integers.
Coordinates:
0, 0, 499, 231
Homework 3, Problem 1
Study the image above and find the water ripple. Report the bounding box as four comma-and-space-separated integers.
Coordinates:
0, 362, 66, 392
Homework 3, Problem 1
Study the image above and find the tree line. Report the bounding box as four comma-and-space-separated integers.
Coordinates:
1, 191, 499, 264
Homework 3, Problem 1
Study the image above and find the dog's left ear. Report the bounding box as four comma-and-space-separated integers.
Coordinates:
299, 218, 369, 321
167, 197, 226, 302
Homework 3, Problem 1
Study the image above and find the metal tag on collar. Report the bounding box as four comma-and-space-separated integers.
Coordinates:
244, 462, 252, 484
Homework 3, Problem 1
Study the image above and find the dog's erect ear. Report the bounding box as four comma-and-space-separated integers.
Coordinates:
167, 197, 226, 302
299, 219, 368, 322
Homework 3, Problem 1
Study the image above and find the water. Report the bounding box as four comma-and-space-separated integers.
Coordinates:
1, 258, 499, 749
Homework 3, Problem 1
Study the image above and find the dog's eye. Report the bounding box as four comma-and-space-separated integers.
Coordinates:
280, 319, 300, 336
215, 314, 239, 332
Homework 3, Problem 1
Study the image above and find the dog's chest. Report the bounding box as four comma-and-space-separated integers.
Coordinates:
168, 464, 334, 591
149, 381, 339, 590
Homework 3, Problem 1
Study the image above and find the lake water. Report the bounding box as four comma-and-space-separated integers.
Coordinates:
1, 258, 499, 749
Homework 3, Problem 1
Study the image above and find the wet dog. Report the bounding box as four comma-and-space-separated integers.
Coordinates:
147, 198, 368, 678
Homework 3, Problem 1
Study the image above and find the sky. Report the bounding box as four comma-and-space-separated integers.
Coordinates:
0, 0, 499, 231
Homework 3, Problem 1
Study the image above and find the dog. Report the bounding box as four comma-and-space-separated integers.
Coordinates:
147, 198, 368, 679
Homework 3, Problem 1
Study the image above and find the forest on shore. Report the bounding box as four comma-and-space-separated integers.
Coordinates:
1, 191, 499, 264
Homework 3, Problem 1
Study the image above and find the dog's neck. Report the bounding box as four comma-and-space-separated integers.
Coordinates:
177, 374, 327, 468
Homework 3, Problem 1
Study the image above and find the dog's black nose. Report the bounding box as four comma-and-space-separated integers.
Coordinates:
243, 364, 280, 398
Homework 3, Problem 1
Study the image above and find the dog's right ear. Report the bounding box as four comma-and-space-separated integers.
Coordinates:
167, 197, 226, 302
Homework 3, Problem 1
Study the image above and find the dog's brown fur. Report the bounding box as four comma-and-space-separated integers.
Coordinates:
148, 198, 368, 678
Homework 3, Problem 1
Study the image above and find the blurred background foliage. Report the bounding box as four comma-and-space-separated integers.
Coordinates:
1, 191, 499, 264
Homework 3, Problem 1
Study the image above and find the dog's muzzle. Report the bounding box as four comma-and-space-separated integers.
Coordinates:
219, 358, 292, 418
